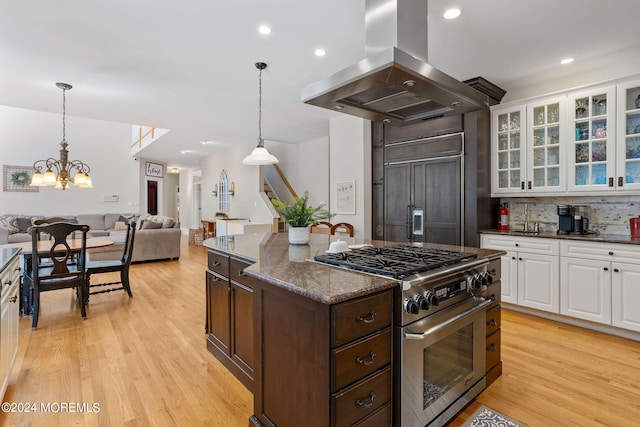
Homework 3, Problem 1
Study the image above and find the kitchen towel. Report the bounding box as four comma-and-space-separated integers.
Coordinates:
461, 405, 527, 427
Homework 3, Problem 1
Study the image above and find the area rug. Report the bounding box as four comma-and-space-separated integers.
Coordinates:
461, 405, 527, 427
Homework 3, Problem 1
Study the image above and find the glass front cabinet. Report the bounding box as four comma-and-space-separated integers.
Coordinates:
567, 85, 616, 192
492, 104, 526, 194
617, 79, 640, 191
526, 97, 566, 193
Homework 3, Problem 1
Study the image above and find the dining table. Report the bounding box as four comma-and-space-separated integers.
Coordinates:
0, 238, 114, 316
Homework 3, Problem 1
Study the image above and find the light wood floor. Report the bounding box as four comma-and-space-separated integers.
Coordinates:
1, 236, 639, 426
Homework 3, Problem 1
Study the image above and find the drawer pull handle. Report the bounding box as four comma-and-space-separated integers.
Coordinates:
487, 319, 497, 327
9, 296, 17, 304
211, 261, 221, 266
356, 311, 376, 324
603, 267, 609, 271
356, 351, 376, 366
356, 391, 376, 408
608, 252, 614, 256
488, 294, 496, 301
613, 268, 619, 273
238, 270, 247, 277
487, 343, 497, 352
3, 280, 11, 286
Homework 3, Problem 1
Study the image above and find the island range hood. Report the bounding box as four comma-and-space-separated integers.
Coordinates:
300, 0, 490, 124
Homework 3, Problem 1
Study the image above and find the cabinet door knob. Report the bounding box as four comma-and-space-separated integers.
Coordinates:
519, 257, 523, 261
618, 177, 624, 187
613, 268, 619, 273
608, 251, 614, 256
511, 256, 516, 260
487, 343, 497, 352
603, 267, 609, 271
487, 319, 497, 327
515, 243, 519, 247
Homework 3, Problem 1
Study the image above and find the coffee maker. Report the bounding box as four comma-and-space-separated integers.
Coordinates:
557, 205, 573, 234
557, 205, 591, 234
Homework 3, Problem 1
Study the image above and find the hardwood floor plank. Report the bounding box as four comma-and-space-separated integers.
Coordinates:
1, 237, 638, 426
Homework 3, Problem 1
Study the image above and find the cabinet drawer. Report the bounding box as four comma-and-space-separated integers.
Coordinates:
481, 234, 559, 255
486, 305, 501, 336
352, 403, 392, 427
332, 290, 392, 347
229, 257, 253, 285
483, 281, 501, 310
486, 329, 501, 371
332, 366, 392, 427
560, 240, 640, 264
332, 328, 391, 391
207, 250, 229, 276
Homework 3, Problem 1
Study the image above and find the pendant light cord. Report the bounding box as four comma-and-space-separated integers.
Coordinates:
258, 65, 263, 147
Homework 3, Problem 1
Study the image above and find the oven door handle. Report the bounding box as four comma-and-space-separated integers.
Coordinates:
403, 298, 491, 340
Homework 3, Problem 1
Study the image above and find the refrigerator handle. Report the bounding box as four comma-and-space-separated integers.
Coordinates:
406, 205, 413, 241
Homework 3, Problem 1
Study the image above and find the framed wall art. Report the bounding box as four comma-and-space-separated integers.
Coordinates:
3, 165, 38, 192
335, 180, 355, 214
145, 161, 163, 178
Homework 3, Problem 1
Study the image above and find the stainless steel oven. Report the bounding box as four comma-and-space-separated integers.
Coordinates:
313, 244, 495, 427
398, 295, 490, 426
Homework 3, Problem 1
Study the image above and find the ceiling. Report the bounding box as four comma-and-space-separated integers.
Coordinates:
2, 0, 640, 170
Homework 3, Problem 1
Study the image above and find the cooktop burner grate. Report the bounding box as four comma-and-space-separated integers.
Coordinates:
314, 245, 477, 279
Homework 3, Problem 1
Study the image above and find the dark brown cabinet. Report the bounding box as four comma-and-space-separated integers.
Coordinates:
373, 110, 498, 248
205, 249, 254, 391
482, 261, 503, 386
250, 284, 393, 427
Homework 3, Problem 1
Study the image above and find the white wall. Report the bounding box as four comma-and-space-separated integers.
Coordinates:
329, 115, 371, 240
0, 105, 139, 215
200, 142, 271, 223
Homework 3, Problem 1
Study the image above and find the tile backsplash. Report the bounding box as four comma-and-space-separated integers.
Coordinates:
500, 195, 640, 235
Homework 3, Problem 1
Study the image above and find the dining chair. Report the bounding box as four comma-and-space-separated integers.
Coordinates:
84, 219, 136, 303
310, 221, 333, 234
330, 222, 354, 237
25, 222, 90, 329
32, 217, 82, 265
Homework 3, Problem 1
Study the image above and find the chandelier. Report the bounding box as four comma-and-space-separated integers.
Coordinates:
30, 82, 92, 190
242, 62, 278, 165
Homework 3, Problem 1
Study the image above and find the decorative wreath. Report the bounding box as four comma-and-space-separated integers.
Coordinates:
10, 170, 31, 186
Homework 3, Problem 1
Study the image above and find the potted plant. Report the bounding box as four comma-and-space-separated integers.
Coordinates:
272, 192, 328, 244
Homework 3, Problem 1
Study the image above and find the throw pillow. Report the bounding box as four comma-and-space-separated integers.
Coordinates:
0, 216, 19, 234
141, 220, 162, 230
114, 221, 127, 231
161, 217, 175, 228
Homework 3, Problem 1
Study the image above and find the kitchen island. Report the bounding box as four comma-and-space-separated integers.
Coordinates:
204, 233, 504, 427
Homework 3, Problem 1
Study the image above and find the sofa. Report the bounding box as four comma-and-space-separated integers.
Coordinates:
0, 213, 181, 262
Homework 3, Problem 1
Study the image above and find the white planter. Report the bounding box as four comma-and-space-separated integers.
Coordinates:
288, 226, 310, 245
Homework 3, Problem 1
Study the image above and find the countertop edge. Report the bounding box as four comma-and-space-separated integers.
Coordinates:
480, 229, 640, 245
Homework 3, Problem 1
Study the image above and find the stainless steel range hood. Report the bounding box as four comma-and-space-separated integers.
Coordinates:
300, 0, 489, 124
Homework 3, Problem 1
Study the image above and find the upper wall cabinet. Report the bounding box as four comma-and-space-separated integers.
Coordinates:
491, 75, 640, 196
492, 104, 526, 194
617, 79, 640, 191
491, 96, 567, 195
567, 85, 617, 192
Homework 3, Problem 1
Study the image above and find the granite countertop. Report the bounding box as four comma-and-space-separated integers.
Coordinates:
203, 233, 504, 305
0, 246, 21, 273
480, 229, 640, 245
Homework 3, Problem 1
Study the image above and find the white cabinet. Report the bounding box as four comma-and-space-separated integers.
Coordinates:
616, 79, 640, 191
492, 104, 526, 194
567, 85, 617, 192
526, 96, 567, 193
491, 96, 567, 195
0, 253, 20, 400
612, 262, 640, 331
481, 234, 560, 313
560, 257, 611, 324
560, 240, 640, 332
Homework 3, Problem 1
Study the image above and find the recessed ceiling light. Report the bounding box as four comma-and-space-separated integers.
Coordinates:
314, 48, 326, 57
200, 140, 214, 145
180, 150, 191, 154
258, 25, 271, 35
561, 57, 574, 65
443, 8, 461, 19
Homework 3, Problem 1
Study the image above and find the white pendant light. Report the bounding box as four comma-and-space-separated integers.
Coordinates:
242, 62, 278, 165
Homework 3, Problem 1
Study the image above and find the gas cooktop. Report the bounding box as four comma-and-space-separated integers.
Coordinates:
313, 244, 477, 279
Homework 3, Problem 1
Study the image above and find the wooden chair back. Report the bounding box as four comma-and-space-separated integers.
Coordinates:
330, 222, 354, 237
310, 221, 332, 234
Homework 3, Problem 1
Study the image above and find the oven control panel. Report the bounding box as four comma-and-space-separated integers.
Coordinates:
400, 263, 490, 322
